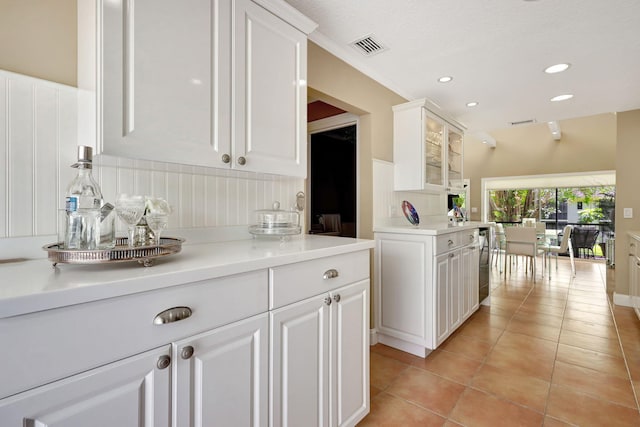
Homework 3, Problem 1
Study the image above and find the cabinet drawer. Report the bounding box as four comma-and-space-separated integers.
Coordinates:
436, 233, 458, 253
436, 230, 478, 254
0, 270, 268, 399
269, 250, 369, 309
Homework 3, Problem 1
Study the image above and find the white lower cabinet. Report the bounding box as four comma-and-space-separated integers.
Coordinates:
0, 346, 172, 426
375, 229, 480, 357
270, 251, 370, 427
174, 314, 268, 426
271, 280, 369, 427
0, 270, 269, 427
0, 248, 372, 427
0, 315, 268, 427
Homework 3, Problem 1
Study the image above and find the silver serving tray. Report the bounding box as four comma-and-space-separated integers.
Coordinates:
42, 237, 185, 267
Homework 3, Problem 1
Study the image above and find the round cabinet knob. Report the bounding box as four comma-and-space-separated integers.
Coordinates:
333, 294, 341, 303
157, 355, 171, 370
181, 346, 195, 360
324, 296, 332, 306
237, 156, 246, 166
221, 154, 231, 164
448, 240, 454, 246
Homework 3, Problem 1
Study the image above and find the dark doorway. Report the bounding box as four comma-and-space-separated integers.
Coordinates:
310, 124, 357, 237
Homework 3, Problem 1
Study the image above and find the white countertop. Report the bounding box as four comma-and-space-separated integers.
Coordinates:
373, 221, 490, 235
0, 235, 374, 319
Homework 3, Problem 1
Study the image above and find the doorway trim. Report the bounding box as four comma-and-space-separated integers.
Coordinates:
307, 113, 360, 237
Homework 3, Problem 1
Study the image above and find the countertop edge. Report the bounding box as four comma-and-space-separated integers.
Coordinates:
1, 235, 374, 318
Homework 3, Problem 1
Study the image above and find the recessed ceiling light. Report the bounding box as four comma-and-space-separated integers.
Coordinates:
544, 63, 571, 74
550, 94, 573, 102
466, 101, 479, 107
438, 76, 453, 83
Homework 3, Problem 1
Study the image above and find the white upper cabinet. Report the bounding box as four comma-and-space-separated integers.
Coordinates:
233, 0, 308, 176
80, 0, 316, 177
393, 99, 465, 192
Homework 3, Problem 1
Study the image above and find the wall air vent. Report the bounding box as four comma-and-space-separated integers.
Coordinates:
509, 119, 537, 126
350, 35, 387, 57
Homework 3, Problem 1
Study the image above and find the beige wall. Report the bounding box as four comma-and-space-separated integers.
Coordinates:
307, 42, 407, 239
464, 113, 617, 221
0, 0, 77, 86
614, 109, 640, 296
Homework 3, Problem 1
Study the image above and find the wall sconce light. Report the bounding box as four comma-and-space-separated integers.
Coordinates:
548, 121, 561, 140
474, 131, 496, 148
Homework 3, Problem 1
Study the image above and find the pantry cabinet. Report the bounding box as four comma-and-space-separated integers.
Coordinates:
375, 228, 480, 357
393, 99, 465, 192
80, 0, 315, 176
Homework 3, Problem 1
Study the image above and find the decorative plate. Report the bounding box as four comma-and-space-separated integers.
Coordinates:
402, 200, 420, 226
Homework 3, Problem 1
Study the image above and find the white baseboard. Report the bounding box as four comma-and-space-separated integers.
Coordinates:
613, 292, 633, 308
369, 329, 378, 346
377, 333, 430, 358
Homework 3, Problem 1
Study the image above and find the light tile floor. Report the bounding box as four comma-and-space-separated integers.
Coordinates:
360, 257, 640, 426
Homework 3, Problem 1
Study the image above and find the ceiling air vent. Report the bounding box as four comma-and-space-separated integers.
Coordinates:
350, 35, 387, 57
509, 119, 537, 126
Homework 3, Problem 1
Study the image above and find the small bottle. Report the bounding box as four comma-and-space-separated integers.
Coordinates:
64, 146, 103, 249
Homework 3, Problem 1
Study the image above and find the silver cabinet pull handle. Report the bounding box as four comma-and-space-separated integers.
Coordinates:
323, 269, 339, 280
221, 154, 231, 164
181, 346, 195, 360
154, 306, 192, 325
333, 294, 341, 303
157, 355, 171, 370
324, 296, 332, 306
237, 156, 246, 166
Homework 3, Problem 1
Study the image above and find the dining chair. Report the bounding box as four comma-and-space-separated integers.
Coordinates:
544, 225, 575, 278
493, 223, 506, 272
504, 226, 539, 282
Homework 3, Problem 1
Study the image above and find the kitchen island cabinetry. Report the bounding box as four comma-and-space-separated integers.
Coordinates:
270, 251, 370, 427
393, 99, 465, 192
81, 0, 315, 176
375, 227, 479, 357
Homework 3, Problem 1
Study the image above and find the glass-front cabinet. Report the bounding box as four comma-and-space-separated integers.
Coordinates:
424, 114, 445, 186
393, 99, 465, 192
447, 126, 464, 189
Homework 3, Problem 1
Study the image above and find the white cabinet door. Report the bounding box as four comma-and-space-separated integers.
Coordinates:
434, 253, 450, 346
393, 100, 465, 191
376, 238, 427, 342
448, 250, 462, 331
233, 0, 307, 177
461, 245, 479, 320
101, 0, 231, 168
271, 294, 331, 427
0, 346, 171, 427
174, 314, 268, 427
331, 281, 370, 427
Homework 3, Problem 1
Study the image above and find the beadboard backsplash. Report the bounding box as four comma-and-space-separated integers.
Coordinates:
0, 70, 303, 253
